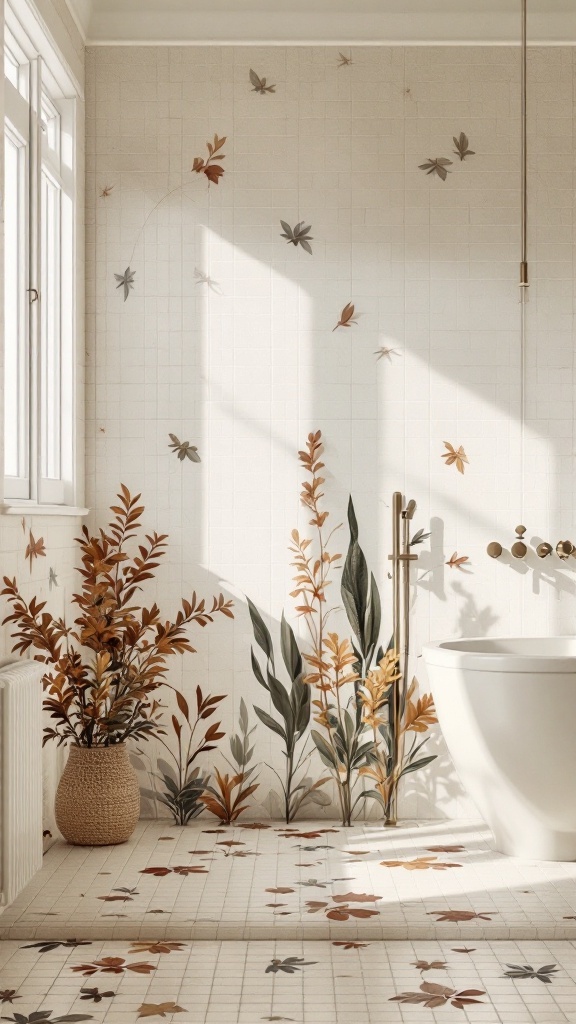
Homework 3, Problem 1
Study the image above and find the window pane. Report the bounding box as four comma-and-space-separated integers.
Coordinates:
41, 169, 61, 481
4, 128, 29, 487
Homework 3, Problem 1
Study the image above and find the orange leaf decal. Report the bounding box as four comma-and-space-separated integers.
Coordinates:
446, 552, 470, 570
137, 1002, 187, 1018
139, 867, 172, 876
441, 441, 468, 474
192, 134, 226, 185
427, 909, 495, 922
381, 856, 460, 871
331, 892, 381, 903
25, 531, 46, 570
333, 302, 357, 331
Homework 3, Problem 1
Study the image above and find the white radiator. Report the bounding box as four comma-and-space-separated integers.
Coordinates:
0, 659, 44, 906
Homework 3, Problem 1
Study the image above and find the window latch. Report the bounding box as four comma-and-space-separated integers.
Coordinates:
27, 288, 39, 303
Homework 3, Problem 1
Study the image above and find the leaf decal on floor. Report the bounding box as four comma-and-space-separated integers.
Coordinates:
241, 822, 271, 829
278, 830, 338, 839
137, 1003, 187, 1018
390, 982, 485, 1009
0, 993, 20, 1004
452, 948, 477, 954
79, 990, 115, 1003
305, 901, 379, 921
427, 910, 495, 922
71, 958, 156, 976
331, 892, 381, 903
172, 865, 209, 875
128, 943, 187, 955
427, 846, 466, 853
22, 941, 92, 954
503, 964, 559, 984
139, 867, 172, 876
265, 887, 295, 894
216, 841, 245, 847
265, 957, 318, 975
332, 941, 370, 950
97, 895, 133, 902
381, 856, 460, 871
1, 1015, 93, 1023
412, 960, 448, 973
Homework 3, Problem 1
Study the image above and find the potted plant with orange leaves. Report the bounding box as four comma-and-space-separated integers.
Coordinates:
2, 485, 233, 846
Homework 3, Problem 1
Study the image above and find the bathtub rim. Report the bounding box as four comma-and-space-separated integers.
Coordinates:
422, 635, 576, 674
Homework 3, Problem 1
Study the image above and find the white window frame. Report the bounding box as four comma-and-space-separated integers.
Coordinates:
2, 2, 84, 514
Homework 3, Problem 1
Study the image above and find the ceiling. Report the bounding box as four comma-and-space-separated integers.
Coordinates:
66, 0, 576, 45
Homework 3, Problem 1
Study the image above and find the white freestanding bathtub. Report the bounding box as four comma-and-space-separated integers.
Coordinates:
422, 637, 576, 861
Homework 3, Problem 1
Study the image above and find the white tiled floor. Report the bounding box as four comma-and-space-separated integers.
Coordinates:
2, 820, 576, 942
1, 937, 576, 1022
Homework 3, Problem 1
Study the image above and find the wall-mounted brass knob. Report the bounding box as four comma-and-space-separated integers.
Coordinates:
515, 525, 527, 537
511, 540, 527, 558
487, 541, 503, 558
536, 542, 553, 558
556, 540, 574, 560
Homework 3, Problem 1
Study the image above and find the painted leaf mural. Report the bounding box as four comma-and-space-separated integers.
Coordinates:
419, 157, 453, 180
192, 134, 226, 184
114, 266, 135, 300
249, 69, 276, 94
453, 132, 475, 160
168, 434, 201, 462
333, 303, 357, 331
279, 221, 313, 254
442, 442, 468, 474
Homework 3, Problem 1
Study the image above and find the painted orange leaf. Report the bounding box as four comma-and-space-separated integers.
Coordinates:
192, 134, 226, 185
331, 892, 381, 903
427, 910, 495, 922
97, 895, 133, 902
216, 840, 245, 847
442, 441, 468, 474
25, 531, 46, 570
327, 905, 379, 921
278, 830, 338, 839
72, 958, 156, 976
427, 846, 466, 854
172, 865, 208, 875
266, 887, 295, 894
137, 1002, 187, 1018
100, 185, 114, 198
446, 552, 470, 570
412, 960, 448, 972
332, 941, 370, 949
139, 867, 172, 876
128, 942, 187, 955
404, 693, 438, 733
452, 948, 477, 953
381, 856, 460, 870
333, 302, 357, 331
241, 823, 271, 829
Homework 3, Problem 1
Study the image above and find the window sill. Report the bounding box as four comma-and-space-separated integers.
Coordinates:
0, 502, 89, 517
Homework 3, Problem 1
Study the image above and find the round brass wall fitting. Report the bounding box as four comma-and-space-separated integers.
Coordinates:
487, 541, 503, 558
556, 540, 574, 560
511, 540, 527, 558
536, 542, 553, 558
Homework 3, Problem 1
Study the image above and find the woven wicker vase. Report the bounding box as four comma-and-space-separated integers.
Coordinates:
55, 743, 140, 846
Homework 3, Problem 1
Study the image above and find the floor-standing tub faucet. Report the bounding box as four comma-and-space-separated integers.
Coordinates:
386, 491, 419, 826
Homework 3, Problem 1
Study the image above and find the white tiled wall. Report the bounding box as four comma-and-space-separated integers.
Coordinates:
85, 45, 576, 819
